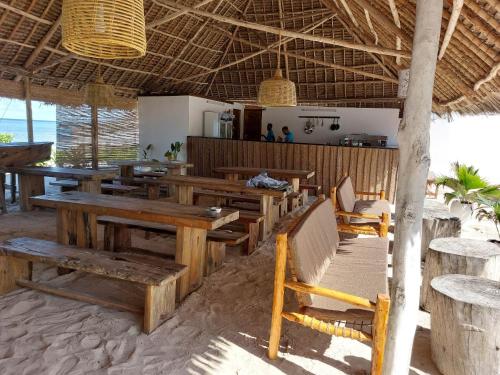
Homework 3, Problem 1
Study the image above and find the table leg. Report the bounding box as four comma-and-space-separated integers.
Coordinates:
290, 178, 300, 192
227, 173, 239, 182
175, 185, 193, 205
78, 180, 101, 193
259, 195, 274, 240
19, 175, 45, 211
121, 165, 134, 178
147, 184, 160, 200
175, 226, 207, 301
10, 173, 16, 203
0, 174, 6, 214
57, 208, 97, 248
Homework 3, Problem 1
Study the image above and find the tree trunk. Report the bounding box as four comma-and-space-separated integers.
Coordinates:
421, 237, 500, 312
382, 1, 443, 374
421, 199, 461, 260
24, 78, 33, 143
431, 274, 500, 375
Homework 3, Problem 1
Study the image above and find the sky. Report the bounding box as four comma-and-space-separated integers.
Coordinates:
0, 97, 56, 121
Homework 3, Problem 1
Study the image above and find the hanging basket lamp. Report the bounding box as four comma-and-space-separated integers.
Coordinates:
62, 0, 147, 59
85, 72, 115, 108
257, 33, 297, 107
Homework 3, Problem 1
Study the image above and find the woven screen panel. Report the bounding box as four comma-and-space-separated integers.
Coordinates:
56, 105, 139, 167
61, 0, 146, 59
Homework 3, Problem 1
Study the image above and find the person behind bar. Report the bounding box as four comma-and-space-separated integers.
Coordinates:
262, 123, 276, 142
281, 126, 295, 143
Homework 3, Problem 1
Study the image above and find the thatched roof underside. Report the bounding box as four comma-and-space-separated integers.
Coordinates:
0, 0, 498, 114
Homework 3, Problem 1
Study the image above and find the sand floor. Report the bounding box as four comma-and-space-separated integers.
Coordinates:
0, 190, 452, 375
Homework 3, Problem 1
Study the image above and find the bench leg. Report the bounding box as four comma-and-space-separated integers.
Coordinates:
10, 173, 16, 203
175, 185, 193, 205
0, 256, 31, 295
259, 195, 273, 240
19, 175, 45, 211
78, 180, 101, 194
242, 222, 259, 256
0, 174, 6, 214
301, 189, 309, 205
143, 280, 176, 334
102, 223, 131, 251
147, 185, 160, 200
205, 241, 226, 276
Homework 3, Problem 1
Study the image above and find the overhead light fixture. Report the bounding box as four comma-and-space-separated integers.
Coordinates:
62, 0, 147, 59
257, 34, 297, 107
84, 68, 115, 108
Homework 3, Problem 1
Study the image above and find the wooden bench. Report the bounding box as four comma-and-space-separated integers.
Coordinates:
97, 216, 249, 275
0, 237, 187, 334
299, 183, 322, 196
50, 180, 141, 196
268, 197, 390, 374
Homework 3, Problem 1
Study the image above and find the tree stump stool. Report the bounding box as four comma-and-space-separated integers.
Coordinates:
421, 199, 461, 260
431, 274, 500, 375
421, 237, 500, 312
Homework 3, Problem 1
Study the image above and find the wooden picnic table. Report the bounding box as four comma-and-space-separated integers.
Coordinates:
214, 166, 315, 192
112, 160, 194, 178
30, 191, 239, 301
157, 175, 287, 238
7, 166, 117, 211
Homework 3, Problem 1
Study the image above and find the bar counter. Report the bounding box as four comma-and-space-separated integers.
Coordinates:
187, 137, 399, 202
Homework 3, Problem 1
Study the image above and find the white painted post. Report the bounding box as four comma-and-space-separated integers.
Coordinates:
382, 0, 443, 374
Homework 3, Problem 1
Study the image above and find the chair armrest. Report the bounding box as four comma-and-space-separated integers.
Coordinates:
336, 210, 381, 220
285, 280, 376, 311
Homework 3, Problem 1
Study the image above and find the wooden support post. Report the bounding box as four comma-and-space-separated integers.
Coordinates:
24, 78, 33, 142
91, 105, 99, 170
268, 233, 287, 359
383, 0, 443, 374
143, 280, 176, 334
204, 241, 226, 276
0, 173, 6, 214
175, 226, 207, 301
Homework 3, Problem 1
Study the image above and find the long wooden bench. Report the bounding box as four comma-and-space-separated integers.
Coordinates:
0, 237, 187, 334
98, 216, 250, 274
268, 197, 390, 374
50, 179, 141, 195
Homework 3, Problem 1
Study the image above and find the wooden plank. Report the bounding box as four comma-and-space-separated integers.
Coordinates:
0, 142, 52, 167
0, 256, 31, 294
144, 280, 176, 333
214, 167, 315, 179
31, 191, 239, 230
9, 167, 116, 180
0, 237, 187, 286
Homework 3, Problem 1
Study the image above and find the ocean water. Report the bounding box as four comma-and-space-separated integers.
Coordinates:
0, 118, 56, 145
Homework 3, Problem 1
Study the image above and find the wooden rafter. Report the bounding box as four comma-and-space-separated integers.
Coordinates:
156, 0, 410, 58
438, 0, 464, 60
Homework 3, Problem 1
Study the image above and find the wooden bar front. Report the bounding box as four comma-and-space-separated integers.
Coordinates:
187, 137, 399, 203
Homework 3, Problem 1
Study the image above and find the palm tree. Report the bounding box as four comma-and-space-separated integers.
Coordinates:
475, 197, 500, 239
435, 162, 498, 204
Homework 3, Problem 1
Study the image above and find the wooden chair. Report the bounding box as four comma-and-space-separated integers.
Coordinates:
331, 175, 390, 237
268, 198, 390, 374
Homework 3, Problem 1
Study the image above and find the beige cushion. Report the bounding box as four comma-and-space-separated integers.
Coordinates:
309, 237, 389, 312
289, 199, 339, 302
336, 176, 356, 223
350, 199, 391, 224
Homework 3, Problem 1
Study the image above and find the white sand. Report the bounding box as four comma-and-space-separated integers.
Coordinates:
0, 200, 444, 375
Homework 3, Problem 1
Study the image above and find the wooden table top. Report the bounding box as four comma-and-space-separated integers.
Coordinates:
156, 175, 288, 198
214, 166, 315, 179
7, 167, 117, 180
30, 191, 239, 230
112, 160, 194, 169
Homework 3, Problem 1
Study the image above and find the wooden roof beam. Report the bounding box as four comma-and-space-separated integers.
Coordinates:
438, 0, 464, 60
148, 0, 219, 28
156, 0, 410, 58
0, 2, 52, 25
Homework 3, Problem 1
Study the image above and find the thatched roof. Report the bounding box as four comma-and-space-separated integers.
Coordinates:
0, 0, 498, 114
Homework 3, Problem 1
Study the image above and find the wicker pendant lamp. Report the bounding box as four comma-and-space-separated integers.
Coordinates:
62, 0, 147, 59
257, 34, 297, 107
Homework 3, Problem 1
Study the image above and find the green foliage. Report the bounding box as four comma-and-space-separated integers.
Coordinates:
142, 144, 153, 160
164, 141, 183, 160
435, 162, 498, 204
0, 133, 14, 143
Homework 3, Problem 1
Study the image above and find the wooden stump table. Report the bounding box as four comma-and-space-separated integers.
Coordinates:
421, 237, 500, 312
431, 274, 500, 375
421, 199, 461, 260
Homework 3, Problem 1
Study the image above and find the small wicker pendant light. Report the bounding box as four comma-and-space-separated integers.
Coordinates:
257, 34, 297, 107
62, 0, 147, 59
85, 67, 115, 108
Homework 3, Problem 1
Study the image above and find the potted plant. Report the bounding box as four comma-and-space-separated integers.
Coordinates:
164, 141, 183, 161
142, 144, 153, 160
474, 196, 500, 244
435, 162, 497, 223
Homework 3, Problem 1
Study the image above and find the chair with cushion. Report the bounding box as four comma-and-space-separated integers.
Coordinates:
268, 197, 390, 375
331, 175, 390, 237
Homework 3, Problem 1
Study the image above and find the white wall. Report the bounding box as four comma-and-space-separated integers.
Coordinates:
139, 96, 236, 160
261, 106, 400, 147
430, 114, 500, 183
138, 96, 190, 160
